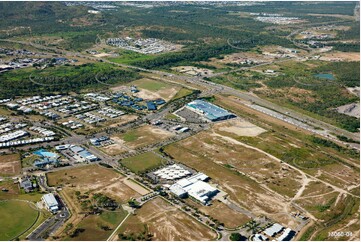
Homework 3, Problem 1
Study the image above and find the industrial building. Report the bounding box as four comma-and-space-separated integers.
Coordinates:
169, 172, 218, 205
42, 193, 59, 213
277, 228, 296, 241
153, 164, 192, 180
70, 145, 99, 162
264, 223, 284, 237
186, 100, 236, 121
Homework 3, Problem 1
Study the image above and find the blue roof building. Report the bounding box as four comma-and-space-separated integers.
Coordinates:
33, 149, 60, 167
154, 99, 166, 105
146, 101, 157, 111
186, 100, 236, 121
70, 146, 84, 153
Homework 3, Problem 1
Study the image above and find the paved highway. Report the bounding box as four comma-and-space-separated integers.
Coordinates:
1, 38, 358, 146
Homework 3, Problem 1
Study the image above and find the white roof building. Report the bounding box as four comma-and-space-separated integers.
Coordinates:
264, 223, 284, 237
42, 193, 59, 212
277, 228, 295, 241
169, 172, 218, 204
253, 234, 268, 241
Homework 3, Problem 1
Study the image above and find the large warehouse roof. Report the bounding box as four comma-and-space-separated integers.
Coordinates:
186, 100, 236, 121
42, 193, 59, 211
169, 172, 218, 204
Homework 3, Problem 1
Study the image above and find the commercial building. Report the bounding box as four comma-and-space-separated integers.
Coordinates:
277, 228, 296, 241
253, 234, 268, 241
153, 164, 192, 180
146, 101, 157, 111
264, 223, 284, 237
186, 100, 236, 121
169, 172, 218, 205
78, 150, 98, 162
69, 145, 99, 162
42, 193, 59, 212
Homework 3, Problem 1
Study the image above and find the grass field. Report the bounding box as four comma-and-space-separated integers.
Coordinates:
171, 87, 194, 100
129, 78, 172, 92
66, 210, 128, 241
114, 125, 174, 149
121, 152, 166, 174
0, 153, 21, 176
127, 78, 181, 101
0, 200, 39, 240
118, 197, 216, 241
108, 50, 156, 65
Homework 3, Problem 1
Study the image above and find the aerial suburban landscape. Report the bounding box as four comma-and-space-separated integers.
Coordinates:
0, 1, 359, 241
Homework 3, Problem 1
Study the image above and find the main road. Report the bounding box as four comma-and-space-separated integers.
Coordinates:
1, 37, 359, 145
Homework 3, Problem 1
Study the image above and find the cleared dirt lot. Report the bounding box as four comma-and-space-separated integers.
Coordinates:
108, 115, 138, 127
47, 164, 122, 190
212, 118, 267, 137
198, 200, 251, 229
319, 51, 359, 62
118, 197, 216, 241
0, 154, 21, 176
100, 136, 129, 156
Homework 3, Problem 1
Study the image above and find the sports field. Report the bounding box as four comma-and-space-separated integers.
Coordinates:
0, 200, 39, 240
121, 152, 166, 174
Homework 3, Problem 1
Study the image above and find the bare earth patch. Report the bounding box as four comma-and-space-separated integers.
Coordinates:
213, 118, 267, 137
100, 136, 129, 155
120, 198, 216, 241
101, 179, 142, 202
320, 51, 360, 62
336, 102, 360, 118
0, 154, 21, 175
123, 179, 149, 195
47, 164, 122, 190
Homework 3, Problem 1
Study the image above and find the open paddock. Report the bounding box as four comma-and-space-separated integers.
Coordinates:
170, 130, 303, 198
120, 152, 167, 174
65, 210, 128, 241
0, 153, 21, 176
47, 164, 122, 190
199, 200, 251, 229
117, 197, 216, 241
114, 125, 174, 149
